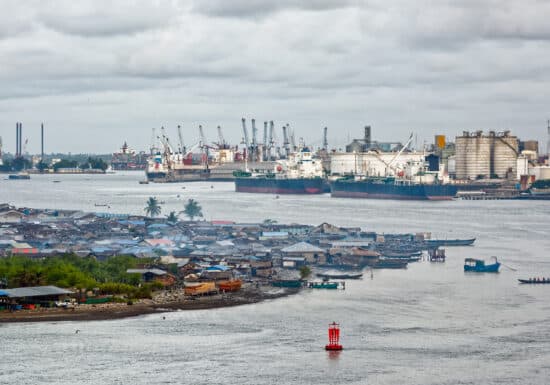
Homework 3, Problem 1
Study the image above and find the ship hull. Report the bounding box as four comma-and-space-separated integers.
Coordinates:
330, 180, 457, 200
235, 177, 324, 194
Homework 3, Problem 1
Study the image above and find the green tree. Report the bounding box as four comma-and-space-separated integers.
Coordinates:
144, 196, 162, 217
80, 157, 108, 171
299, 265, 311, 280
53, 159, 78, 171
263, 219, 278, 226
182, 199, 203, 221
166, 211, 178, 223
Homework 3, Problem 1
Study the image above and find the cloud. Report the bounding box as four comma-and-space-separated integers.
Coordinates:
38, 1, 179, 37
192, 0, 361, 18
0, 0, 549, 153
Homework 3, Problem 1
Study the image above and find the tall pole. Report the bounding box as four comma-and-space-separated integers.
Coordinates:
41, 122, 44, 162
547, 119, 550, 160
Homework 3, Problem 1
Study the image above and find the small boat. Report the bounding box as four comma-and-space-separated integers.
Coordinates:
52, 180, 61, 183
8, 172, 30, 180
139, 180, 149, 184
217, 279, 242, 292
94, 203, 109, 207
518, 278, 550, 284
464, 257, 500, 273
316, 272, 363, 280
426, 238, 476, 247
309, 281, 339, 289
271, 279, 302, 288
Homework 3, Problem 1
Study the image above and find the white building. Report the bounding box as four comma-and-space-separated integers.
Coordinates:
329, 151, 426, 177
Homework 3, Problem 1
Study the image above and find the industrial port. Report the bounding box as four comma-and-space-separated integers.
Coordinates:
1, 120, 550, 199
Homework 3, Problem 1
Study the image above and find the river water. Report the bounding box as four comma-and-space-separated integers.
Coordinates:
1, 172, 549, 384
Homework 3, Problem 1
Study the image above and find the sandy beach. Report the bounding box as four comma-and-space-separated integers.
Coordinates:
0, 285, 299, 323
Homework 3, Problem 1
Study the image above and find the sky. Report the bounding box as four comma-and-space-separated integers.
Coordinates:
0, 0, 549, 154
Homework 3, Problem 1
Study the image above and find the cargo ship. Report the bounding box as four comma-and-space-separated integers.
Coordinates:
330, 176, 458, 200
234, 147, 325, 194
111, 142, 148, 170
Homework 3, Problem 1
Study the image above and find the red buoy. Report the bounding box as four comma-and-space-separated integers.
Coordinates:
325, 322, 343, 351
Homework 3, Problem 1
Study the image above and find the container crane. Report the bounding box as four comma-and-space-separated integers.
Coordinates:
241, 118, 250, 160
177, 125, 185, 154
217, 125, 228, 149
268, 121, 274, 160
251, 118, 258, 161
282, 124, 290, 158
288, 124, 296, 152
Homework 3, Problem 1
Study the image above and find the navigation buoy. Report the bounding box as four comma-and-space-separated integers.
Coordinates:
325, 322, 343, 351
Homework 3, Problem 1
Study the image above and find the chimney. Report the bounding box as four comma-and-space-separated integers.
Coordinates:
41, 122, 44, 161
364, 125, 371, 148
15, 122, 19, 157
19, 122, 23, 156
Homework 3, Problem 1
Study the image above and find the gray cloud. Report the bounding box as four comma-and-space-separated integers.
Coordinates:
0, 0, 549, 154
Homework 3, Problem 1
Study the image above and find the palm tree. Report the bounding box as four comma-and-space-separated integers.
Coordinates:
182, 198, 203, 221
166, 211, 178, 223
144, 196, 161, 217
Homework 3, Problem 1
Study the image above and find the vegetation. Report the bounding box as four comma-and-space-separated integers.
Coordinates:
79, 157, 108, 171
262, 218, 278, 225
0, 255, 149, 291
299, 265, 312, 280
144, 196, 162, 217
166, 211, 178, 223
36, 161, 49, 172
53, 159, 78, 171
0, 157, 32, 172
182, 198, 203, 221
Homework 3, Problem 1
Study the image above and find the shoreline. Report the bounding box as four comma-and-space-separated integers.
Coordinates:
0, 286, 300, 324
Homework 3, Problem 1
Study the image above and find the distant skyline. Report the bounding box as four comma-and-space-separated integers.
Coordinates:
1, 0, 549, 154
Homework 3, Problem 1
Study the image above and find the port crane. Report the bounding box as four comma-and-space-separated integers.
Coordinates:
263, 121, 268, 161
268, 121, 274, 161
177, 125, 186, 154
241, 118, 250, 160
282, 124, 290, 158
251, 118, 258, 161
217, 125, 230, 149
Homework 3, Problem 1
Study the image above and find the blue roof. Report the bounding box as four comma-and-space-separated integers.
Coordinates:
206, 265, 231, 271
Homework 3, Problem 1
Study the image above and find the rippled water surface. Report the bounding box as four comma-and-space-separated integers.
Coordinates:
1, 172, 549, 384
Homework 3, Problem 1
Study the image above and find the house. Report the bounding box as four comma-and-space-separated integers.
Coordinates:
281, 242, 327, 264
126, 268, 176, 286
200, 265, 233, 280
0, 210, 26, 223
0, 285, 74, 307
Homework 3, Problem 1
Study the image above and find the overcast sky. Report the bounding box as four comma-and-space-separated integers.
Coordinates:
1, 0, 549, 154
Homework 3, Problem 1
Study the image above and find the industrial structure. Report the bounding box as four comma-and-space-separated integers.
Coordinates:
454, 131, 519, 180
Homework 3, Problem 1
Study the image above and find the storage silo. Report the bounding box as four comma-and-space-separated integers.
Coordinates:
492, 131, 518, 178
455, 131, 491, 180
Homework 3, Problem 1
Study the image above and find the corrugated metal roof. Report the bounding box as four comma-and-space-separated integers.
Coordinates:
281, 242, 325, 253
126, 268, 167, 276
2, 286, 73, 298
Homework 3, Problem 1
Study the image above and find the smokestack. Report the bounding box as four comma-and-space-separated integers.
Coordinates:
364, 125, 371, 148
15, 123, 19, 157
19, 122, 23, 156
547, 119, 550, 160
41, 122, 44, 161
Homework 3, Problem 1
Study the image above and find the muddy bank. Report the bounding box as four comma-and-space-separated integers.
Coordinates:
0, 286, 299, 323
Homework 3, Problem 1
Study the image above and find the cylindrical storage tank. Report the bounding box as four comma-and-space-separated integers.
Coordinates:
493, 135, 518, 178
455, 134, 491, 180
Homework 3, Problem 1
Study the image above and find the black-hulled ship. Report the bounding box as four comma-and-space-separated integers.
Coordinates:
330, 176, 458, 200
234, 147, 325, 194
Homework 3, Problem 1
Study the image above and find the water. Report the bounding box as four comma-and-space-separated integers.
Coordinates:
1, 172, 550, 384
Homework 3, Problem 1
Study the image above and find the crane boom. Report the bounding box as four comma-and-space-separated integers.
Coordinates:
177, 125, 185, 154
282, 124, 290, 157
268, 121, 274, 160
217, 125, 225, 147
199, 125, 206, 147
241, 118, 249, 147
387, 133, 414, 169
